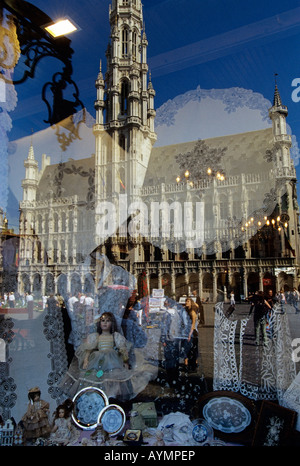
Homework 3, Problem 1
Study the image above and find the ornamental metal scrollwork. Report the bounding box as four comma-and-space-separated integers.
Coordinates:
2, 0, 85, 145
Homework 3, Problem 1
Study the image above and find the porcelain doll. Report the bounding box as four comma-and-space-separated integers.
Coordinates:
60, 312, 157, 400
21, 387, 51, 442
50, 404, 73, 445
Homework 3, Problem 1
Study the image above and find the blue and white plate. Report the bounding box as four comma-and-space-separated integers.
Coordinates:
98, 404, 126, 435
72, 386, 108, 430
191, 418, 214, 445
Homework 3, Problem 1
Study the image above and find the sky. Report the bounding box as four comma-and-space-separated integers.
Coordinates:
2, 0, 300, 230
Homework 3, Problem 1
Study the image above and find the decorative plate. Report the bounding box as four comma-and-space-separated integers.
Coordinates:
203, 396, 251, 433
71, 386, 108, 430
190, 419, 214, 445
98, 404, 126, 435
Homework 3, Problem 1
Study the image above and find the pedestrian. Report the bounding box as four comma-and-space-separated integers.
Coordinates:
183, 298, 198, 372
230, 291, 235, 307
265, 289, 277, 339
192, 290, 205, 326
292, 287, 300, 314
8, 291, 15, 308
160, 298, 183, 381
249, 290, 271, 346
26, 291, 34, 318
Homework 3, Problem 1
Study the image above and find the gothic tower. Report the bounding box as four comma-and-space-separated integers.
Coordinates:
268, 82, 300, 263
19, 143, 39, 270
94, 0, 157, 245
21, 143, 38, 203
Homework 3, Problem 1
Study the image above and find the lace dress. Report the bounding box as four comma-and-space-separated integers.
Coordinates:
50, 417, 73, 445
60, 331, 157, 401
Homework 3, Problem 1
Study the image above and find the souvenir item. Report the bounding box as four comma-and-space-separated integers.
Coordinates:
190, 419, 214, 445
98, 404, 126, 435
132, 402, 158, 427
21, 387, 51, 442
71, 386, 108, 430
123, 429, 143, 445
60, 311, 157, 401
203, 396, 251, 433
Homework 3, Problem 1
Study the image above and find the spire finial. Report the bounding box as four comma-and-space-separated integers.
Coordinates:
273, 73, 282, 107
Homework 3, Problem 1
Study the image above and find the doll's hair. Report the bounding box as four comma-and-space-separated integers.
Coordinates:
96, 311, 117, 334
28, 389, 41, 401
54, 404, 67, 419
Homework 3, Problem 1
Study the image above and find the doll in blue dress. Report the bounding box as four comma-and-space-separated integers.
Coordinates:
60, 312, 156, 401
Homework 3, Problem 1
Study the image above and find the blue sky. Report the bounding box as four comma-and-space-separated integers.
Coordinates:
4, 0, 300, 227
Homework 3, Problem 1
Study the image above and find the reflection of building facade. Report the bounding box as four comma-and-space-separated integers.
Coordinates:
18, 0, 300, 300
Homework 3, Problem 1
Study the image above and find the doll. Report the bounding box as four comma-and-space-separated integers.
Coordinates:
50, 404, 73, 445
60, 312, 157, 400
90, 422, 109, 446
21, 387, 51, 442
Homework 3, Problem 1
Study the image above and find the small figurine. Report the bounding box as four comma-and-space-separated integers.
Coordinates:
90, 422, 109, 446
21, 387, 51, 443
50, 404, 73, 446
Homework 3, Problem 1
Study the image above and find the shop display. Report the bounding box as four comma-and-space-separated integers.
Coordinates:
1, 0, 300, 450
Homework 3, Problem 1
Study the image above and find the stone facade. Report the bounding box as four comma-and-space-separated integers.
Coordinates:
18, 0, 300, 301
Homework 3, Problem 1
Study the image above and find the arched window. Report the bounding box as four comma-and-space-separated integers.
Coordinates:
122, 28, 129, 57
120, 80, 129, 115
61, 212, 66, 231
54, 212, 59, 232
132, 31, 137, 60
119, 134, 126, 160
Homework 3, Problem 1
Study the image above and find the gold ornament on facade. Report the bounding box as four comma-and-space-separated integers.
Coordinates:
0, 10, 20, 73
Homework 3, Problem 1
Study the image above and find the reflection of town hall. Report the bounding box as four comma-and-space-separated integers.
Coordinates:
18, 0, 300, 301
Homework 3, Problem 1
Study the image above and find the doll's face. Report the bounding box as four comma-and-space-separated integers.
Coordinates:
33, 393, 40, 402
58, 409, 65, 418
100, 316, 112, 332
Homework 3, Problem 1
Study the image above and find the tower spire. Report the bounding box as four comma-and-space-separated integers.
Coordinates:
271, 74, 287, 115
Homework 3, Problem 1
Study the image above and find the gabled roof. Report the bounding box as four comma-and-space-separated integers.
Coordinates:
144, 127, 273, 186
36, 156, 95, 202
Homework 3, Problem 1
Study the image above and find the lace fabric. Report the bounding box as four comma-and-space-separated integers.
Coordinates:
214, 302, 296, 403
